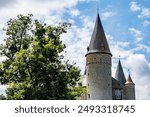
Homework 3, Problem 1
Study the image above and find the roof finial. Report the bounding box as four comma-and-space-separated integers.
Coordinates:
97, 7, 99, 14
128, 69, 130, 74
96, 0, 99, 14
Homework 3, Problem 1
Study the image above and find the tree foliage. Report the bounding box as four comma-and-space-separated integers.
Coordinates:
0, 94, 6, 100
0, 14, 86, 100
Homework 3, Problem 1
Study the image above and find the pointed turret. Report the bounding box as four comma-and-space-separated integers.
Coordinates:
115, 60, 126, 85
86, 13, 112, 56
125, 74, 135, 100
125, 74, 135, 85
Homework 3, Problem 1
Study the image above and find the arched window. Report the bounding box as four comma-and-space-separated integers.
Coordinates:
114, 89, 122, 100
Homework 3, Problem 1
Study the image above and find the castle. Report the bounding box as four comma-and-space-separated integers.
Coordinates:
82, 13, 135, 100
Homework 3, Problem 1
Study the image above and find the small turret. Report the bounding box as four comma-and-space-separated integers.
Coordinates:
125, 74, 135, 85
115, 60, 126, 85
125, 74, 135, 100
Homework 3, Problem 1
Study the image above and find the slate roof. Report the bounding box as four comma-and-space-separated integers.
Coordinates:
86, 13, 112, 55
115, 60, 126, 85
125, 74, 135, 85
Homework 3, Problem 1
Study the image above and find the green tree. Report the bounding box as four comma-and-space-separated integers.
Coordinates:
0, 14, 86, 100
0, 94, 6, 100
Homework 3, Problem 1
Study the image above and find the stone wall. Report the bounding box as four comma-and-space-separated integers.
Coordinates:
125, 84, 135, 100
86, 53, 112, 100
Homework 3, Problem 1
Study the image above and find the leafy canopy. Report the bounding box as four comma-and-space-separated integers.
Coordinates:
0, 14, 86, 100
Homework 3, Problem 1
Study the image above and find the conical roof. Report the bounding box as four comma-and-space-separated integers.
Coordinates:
115, 60, 126, 85
86, 13, 111, 55
125, 74, 135, 85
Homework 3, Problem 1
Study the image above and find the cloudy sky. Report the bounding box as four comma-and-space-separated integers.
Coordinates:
0, 0, 150, 99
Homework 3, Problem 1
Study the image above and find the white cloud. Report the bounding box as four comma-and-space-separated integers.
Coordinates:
79, 0, 99, 3
130, 1, 150, 18
67, 19, 76, 24
0, 0, 79, 25
101, 11, 116, 20
140, 44, 150, 53
0, 0, 17, 9
106, 33, 114, 40
68, 9, 80, 17
80, 15, 94, 28
126, 54, 150, 80
128, 27, 143, 42
130, 1, 141, 12
143, 20, 150, 26
139, 8, 150, 18
135, 44, 150, 54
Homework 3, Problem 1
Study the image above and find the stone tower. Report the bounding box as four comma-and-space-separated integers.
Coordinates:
85, 13, 112, 100
113, 60, 127, 100
125, 74, 135, 100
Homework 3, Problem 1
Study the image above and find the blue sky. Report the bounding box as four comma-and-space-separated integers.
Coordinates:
0, 0, 150, 99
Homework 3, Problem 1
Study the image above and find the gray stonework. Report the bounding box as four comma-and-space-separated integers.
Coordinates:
86, 53, 112, 100
125, 75, 135, 100
125, 84, 135, 100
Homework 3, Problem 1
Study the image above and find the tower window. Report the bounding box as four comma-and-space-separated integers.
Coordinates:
114, 89, 122, 100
